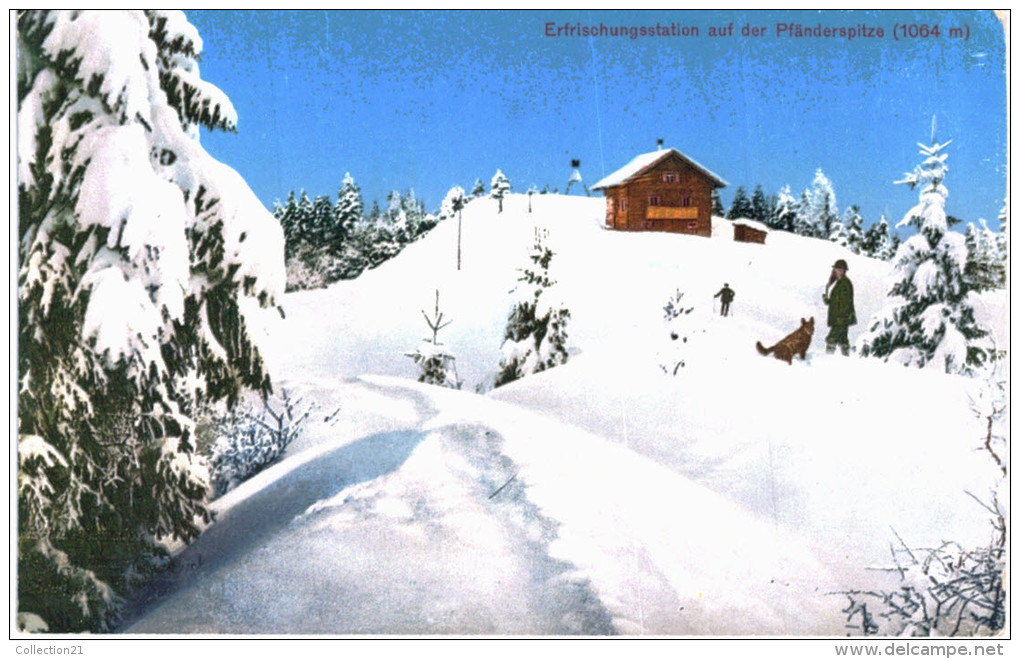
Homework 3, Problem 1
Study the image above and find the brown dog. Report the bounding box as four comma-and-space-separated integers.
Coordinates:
756, 317, 814, 364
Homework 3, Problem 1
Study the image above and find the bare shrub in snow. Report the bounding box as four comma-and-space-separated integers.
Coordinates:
210, 390, 313, 497
658, 289, 695, 376
839, 369, 1007, 637
840, 521, 1005, 637
405, 290, 461, 389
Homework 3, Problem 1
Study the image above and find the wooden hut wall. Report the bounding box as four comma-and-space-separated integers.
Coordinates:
734, 224, 767, 244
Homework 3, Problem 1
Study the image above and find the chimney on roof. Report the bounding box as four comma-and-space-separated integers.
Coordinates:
656, 138, 664, 151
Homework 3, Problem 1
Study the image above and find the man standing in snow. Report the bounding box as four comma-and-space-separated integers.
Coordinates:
714, 283, 735, 317
822, 259, 856, 355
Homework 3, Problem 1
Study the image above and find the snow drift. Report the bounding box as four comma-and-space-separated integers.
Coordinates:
128, 193, 1007, 635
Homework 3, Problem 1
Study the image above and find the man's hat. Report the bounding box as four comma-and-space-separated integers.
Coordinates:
832, 259, 849, 271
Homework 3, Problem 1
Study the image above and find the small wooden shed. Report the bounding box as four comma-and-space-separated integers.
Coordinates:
733, 220, 768, 244
591, 145, 727, 237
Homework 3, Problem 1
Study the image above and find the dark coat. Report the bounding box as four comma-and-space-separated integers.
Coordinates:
824, 277, 856, 327
715, 286, 735, 304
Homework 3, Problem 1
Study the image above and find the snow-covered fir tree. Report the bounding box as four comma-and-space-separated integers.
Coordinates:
841, 205, 866, 254
440, 186, 467, 222
860, 214, 894, 260
857, 125, 991, 374
333, 172, 364, 244
309, 193, 335, 247
828, 219, 850, 248
963, 219, 1006, 291
793, 189, 814, 236
772, 185, 798, 231
441, 186, 467, 269
710, 189, 725, 217
405, 290, 460, 389
276, 190, 300, 256
471, 178, 486, 198
495, 232, 570, 387
726, 186, 753, 219
490, 169, 511, 213
796, 169, 839, 238
294, 189, 314, 243
402, 188, 437, 240
16, 10, 283, 631
750, 185, 770, 224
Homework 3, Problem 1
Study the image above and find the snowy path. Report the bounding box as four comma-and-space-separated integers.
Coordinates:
124, 379, 613, 635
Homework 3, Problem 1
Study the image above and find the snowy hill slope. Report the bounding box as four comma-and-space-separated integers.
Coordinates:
129, 194, 1007, 635
257, 193, 901, 389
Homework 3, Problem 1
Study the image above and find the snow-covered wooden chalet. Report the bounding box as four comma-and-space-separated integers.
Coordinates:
592, 142, 727, 237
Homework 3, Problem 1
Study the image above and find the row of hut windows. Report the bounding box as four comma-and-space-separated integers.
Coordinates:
648, 194, 693, 207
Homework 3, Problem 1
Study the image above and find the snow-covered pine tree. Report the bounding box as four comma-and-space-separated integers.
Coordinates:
294, 189, 314, 244
441, 186, 467, 269
358, 214, 401, 267
471, 178, 486, 198
860, 214, 896, 261
842, 205, 865, 254
711, 189, 725, 217
726, 186, 753, 219
490, 169, 511, 213
750, 185, 770, 223
793, 189, 815, 236
828, 219, 850, 248
796, 169, 839, 238
772, 185, 797, 231
440, 186, 467, 222
857, 124, 990, 374
405, 290, 460, 388
495, 232, 570, 386
17, 10, 283, 631
382, 190, 408, 242
964, 219, 1006, 291
276, 190, 300, 257
309, 193, 335, 248
401, 188, 421, 240
334, 173, 364, 242
401, 188, 436, 242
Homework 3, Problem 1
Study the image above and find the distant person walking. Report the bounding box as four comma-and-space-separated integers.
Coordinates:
822, 259, 856, 355
714, 283, 735, 317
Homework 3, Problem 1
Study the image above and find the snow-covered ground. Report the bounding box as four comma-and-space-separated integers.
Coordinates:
125, 194, 1007, 636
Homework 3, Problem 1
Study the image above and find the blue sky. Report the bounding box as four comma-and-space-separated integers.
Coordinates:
187, 9, 1007, 230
